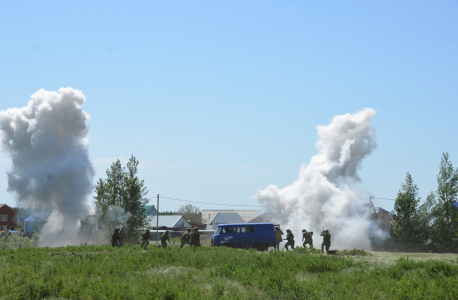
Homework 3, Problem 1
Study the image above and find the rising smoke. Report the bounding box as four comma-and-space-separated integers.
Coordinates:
256, 108, 385, 250
0, 88, 95, 247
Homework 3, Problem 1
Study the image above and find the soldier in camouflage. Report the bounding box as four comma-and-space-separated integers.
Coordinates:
275, 226, 284, 251
320, 230, 331, 254
140, 229, 150, 249
111, 228, 121, 247
284, 229, 295, 251
158, 230, 171, 248
180, 228, 191, 248
302, 229, 313, 249
190, 227, 201, 247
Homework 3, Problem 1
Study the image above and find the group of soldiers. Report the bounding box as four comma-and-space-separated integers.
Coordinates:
111, 227, 203, 249
112, 226, 332, 253
275, 227, 332, 253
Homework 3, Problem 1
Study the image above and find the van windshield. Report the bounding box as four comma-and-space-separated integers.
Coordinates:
215, 227, 222, 234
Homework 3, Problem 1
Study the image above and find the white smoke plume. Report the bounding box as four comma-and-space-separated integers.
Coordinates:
256, 108, 384, 250
0, 88, 95, 247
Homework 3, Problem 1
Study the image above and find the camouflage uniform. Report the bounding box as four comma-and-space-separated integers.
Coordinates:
302, 229, 313, 248
284, 230, 295, 251
320, 230, 331, 253
180, 228, 191, 248
111, 228, 121, 247
190, 227, 201, 247
275, 227, 284, 251
158, 230, 170, 248
140, 230, 150, 249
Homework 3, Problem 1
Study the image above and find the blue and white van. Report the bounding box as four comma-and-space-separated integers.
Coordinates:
210, 223, 277, 251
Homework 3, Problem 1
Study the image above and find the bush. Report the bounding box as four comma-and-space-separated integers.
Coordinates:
0, 232, 35, 249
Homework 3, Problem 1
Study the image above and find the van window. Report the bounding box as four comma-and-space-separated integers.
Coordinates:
240, 226, 255, 233
215, 227, 222, 234
234, 227, 240, 233
223, 227, 232, 234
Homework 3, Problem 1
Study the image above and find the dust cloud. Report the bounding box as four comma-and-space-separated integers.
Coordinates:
256, 108, 386, 250
0, 88, 95, 247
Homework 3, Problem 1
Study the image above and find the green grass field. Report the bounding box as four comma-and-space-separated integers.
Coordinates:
1, 242, 458, 299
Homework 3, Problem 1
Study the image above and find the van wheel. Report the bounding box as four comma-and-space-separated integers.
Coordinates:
257, 243, 268, 252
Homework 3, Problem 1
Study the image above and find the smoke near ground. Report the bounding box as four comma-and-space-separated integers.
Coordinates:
0, 88, 95, 247
256, 108, 385, 250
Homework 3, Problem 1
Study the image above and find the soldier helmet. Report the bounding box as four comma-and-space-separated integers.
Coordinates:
193, 227, 198, 231
186, 228, 191, 231
165, 230, 169, 233
114, 228, 120, 232
302, 229, 306, 232
324, 230, 329, 233
286, 229, 291, 233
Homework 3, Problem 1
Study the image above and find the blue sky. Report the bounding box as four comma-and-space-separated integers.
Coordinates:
1, 1, 457, 213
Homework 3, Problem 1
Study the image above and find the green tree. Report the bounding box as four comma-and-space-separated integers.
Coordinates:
391, 172, 422, 250
178, 204, 202, 223
430, 153, 458, 252
94, 155, 150, 242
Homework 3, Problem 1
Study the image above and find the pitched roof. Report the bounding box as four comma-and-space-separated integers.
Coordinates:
23, 214, 47, 222
148, 215, 191, 228
248, 212, 272, 223
144, 205, 157, 216
210, 212, 245, 224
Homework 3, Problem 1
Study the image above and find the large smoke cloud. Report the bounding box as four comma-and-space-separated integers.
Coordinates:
256, 108, 383, 250
0, 88, 94, 247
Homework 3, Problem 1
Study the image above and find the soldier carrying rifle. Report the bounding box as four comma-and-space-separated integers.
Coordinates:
180, 228, 192, 248
320, 229, 331, 254
140, 229, 150, 249
284, 229, 295, 251
302, 229, 313, 249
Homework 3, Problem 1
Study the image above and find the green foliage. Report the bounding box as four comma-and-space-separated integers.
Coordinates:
391, 172, 423, 250
337, 249, 372, 256
178, 204, 203, 223
1, 245, 457, 299
429, 153, 458, 252
94, 155, 150, 242
389, 153, 458, 253
0, 232, 35, 249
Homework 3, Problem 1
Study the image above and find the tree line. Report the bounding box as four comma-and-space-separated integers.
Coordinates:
389, 152, 458, 253
93, 155, 203, 242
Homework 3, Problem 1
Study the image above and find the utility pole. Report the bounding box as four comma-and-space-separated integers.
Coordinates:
369, 196, 373, 219
156, 194, 159, 246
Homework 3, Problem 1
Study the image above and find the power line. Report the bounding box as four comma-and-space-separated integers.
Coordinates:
160, 196, 263, 208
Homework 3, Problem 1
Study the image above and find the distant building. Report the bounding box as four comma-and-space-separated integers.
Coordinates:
202, 210, 261, 223
361, 204, 392, 232
248, 212, 273, 223
208, 212, 245, 230
144, 205, 157, 216
0, 204, 21, 231
149, 215, 191, 230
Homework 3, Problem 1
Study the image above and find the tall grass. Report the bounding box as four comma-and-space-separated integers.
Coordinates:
1, 244, 457, 299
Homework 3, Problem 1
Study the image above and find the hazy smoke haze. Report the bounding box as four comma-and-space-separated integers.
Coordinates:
0, 88, 94, 247
256, 108, 383, 250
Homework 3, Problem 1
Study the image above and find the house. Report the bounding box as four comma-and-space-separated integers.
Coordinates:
144, 205, 157, 216
361, 204, 392, 232
208, 212, 245, 230
202, 210, 261, 223
0, 204, 21, 231
248, 212, 273, 223
148, 215, 191, 230
23, 213, 48, 232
